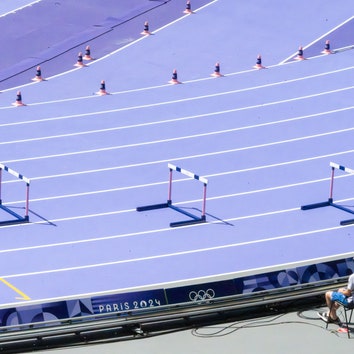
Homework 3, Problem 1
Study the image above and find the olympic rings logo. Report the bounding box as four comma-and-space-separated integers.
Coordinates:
188, 289, 215, 302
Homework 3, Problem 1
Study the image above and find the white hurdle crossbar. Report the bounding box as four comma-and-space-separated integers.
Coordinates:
137, 163, 208, 227
0, 163, 30, 224
301, 162, 354, 225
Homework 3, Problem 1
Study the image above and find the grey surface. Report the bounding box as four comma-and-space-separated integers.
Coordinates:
44, 305, 353, 353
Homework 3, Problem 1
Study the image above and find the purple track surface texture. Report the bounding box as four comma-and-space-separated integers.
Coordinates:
0, 0, 353, 307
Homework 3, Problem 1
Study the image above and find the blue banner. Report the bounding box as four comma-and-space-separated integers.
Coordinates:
166, 279, 236, 305
91, 288, 167, 314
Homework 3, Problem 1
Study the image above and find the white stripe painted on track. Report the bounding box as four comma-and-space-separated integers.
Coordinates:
0, 0, 219, 93
1, 102, 353, 146
3, 176, 353, 243
0, 0, 41, 18
22, 149, 354, 182
6, 171, 351, 211
26, 171, 351, 204
1, 0, 346, 100
0, 63, 353, 110
1, 221, 353, 279
279, 15, 354, 64
0, 80, 352, 132
0, 206, 325, 253
3, 108, 354, 165
4, 146, 353, 186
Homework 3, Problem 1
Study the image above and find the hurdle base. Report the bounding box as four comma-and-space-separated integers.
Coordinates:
137, 201, 206, 227
0, 218, 29, 226
136, 201, 171, 212
170, 215, 206, 228
0, 205, 29, 226
301, 199, 354, 227
301, 200, 332, 210
169, 205, 206, 227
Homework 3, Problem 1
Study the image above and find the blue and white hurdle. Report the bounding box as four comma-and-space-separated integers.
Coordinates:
301, 162, 354, 225
0, 163, 30, 225
137, 163, 208, 227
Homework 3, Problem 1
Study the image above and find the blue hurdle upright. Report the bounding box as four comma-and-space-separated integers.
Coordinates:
137, 163, 208, 227
0, 163, 30, 225
301, 162, 354, 225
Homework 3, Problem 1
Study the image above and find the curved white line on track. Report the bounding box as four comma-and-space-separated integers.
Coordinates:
8, 147, 353, 183
1, 222, 352, 279
279, 16, 354, 64
6, 173, 352, 222
2, 194, 354, 254
3, 113, 354, 165
0, 0, 41, 18
0, 65, 353, 112
0, 0, 219, 93
1, 102, 354, 146
21, 171, 350, 204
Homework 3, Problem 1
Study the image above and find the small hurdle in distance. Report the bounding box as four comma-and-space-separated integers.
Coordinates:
301, 162, 354, 226
0, 163, 30, 225
137, 163, 208, 227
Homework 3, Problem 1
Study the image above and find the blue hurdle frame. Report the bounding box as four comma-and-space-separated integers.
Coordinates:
301, 162, 354, 225
0, 163, 30, 226
137, 163, 208, 227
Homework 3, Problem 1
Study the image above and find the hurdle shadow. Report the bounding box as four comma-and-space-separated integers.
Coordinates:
137, 203, 234, 228
28, 209, 57, 227
0, 205, 57, 227
170, 206, 235, 227
187, 207, 235, 227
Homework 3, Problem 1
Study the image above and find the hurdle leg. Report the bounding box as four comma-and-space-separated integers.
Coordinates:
25, 183, 30, 221
0, 168, 2, 204
201, 183, 207, 220
170, 182, 208, 227
168, 167, 173, 205
328, 166, 335, 203
301, 166, 334, 210
136, 167, 173, 212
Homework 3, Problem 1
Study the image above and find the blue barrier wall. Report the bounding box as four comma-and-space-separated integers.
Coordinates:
1, 257, 353, 327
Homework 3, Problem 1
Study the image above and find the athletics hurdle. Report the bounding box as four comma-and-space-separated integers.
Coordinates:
0, 163, 30, 225
137, 163, 208, 227
301, 162, 354, 225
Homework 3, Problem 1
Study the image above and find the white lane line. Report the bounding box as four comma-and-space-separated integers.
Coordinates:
0, 0, 41, 18
2, 172, 352, 240
0, 63, 353, 111
279, 15, 354, 64
2, 193, 354, 254
0, 1, 219, 93
1, 101, 353, 146
2, 146, 349, 183
23, 169, 350, 204
1, 222, 352, 279
3, 109, 354, 163
6, 171, 351, 223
